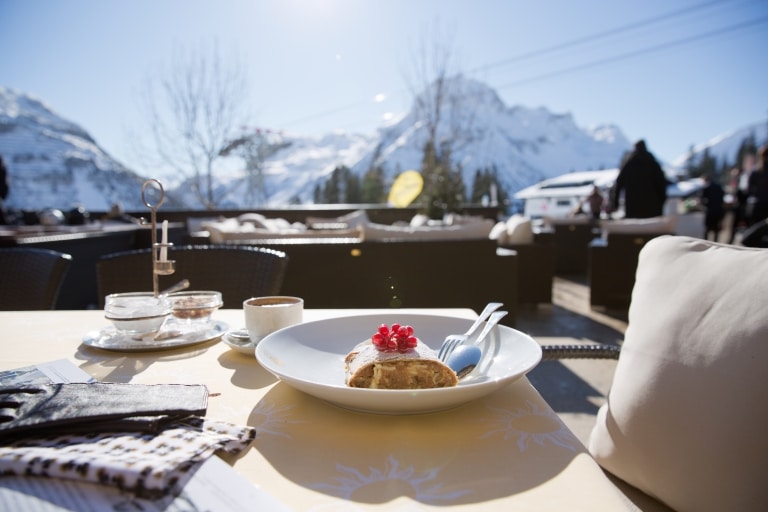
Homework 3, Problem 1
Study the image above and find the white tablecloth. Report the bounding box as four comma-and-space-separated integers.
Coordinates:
0, 309, 629, 511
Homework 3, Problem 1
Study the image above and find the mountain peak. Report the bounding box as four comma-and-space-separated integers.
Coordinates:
0, 87, 150, 212
0, 86, 93, 143
0, 82, 762, 211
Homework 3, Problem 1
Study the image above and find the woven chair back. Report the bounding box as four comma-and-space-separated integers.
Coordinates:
97, 245, 288, 309
0, 248, 72, 310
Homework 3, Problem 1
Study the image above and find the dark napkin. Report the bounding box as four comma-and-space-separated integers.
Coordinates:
0, 382, 208, 439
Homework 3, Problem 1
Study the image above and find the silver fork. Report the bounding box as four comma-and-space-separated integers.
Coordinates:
437, 302, 503, 361
446, 310, 509, 377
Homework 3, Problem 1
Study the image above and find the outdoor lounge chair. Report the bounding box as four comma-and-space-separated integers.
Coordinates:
0, 248, 72, 310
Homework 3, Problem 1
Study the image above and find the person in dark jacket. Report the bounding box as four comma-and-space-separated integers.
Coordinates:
746, 144, 768, 227
727, 166, 748, 244
700, 173, 725, 241
0, 155, 8, 225
611, 140, 668, 219
585, 185, 604, 221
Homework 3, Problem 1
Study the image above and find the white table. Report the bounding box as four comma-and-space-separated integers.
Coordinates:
0, 309, 629, 511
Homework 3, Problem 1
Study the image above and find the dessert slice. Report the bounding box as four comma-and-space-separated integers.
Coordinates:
345, 323, 458, 389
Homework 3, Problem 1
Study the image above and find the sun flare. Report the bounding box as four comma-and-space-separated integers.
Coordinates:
249, 400, 303, 438
479, 400, 579, 452
311, 455, 470, 503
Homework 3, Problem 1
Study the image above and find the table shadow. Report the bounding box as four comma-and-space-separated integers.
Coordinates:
217, 349, 279, 390
73, 338, 219, 382
248, 381, 590, 506
528, 361, 605, 415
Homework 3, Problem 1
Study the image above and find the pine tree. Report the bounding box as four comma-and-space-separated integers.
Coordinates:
416, 140, 465, 218
361, 166, 386, 203
736, 132, 758, 169
697, 148, 718, 179
345, 171, 362, 203
684, 145, 697, 178
314, 165, 367, 204
322, 166, 343, 203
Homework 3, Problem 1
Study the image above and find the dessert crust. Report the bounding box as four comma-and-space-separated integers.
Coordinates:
345, 340, 458, 389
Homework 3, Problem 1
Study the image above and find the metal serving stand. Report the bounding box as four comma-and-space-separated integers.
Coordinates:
141, 179, 175, 297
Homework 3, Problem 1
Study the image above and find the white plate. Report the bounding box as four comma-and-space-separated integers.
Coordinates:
83, 320, 228, 352
255, 313, 542, 414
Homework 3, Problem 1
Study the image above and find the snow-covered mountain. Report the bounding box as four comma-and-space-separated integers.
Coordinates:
230, 130, 375, 207
672, 122, 768, 170
0, 87, 154, 212
0, 80, 763, 213
351, 76, 630, 195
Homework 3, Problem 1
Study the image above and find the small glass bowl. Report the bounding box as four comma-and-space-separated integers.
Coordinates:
104, 292, 171, 334
168, 291, 223, 323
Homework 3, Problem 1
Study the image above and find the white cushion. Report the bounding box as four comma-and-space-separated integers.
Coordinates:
488, 221, 509, 245
237, 212, 269, 229
361, 219, 495, 241
409, 214, 430, 227
505, 215, 534, 244
338, 209, 370, 228
200, 218, 240, 242
542, 215, 591, 227
186, 216, 221, 235
202, 216, 314, 243
306, 209, 370, 230
204, 225, 360, 243
442, 213, 486, 225
600, 216, 675, 235
260, 217, 304, 232
588, 235, 768, 512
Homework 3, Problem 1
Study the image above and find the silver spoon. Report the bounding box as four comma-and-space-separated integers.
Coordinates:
446, 310, 508, 378
447, 344, 482, 379
159, 279, 190, 298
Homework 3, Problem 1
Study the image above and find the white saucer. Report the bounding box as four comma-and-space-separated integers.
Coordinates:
83, 320, 228, 352
222, 329, 261, 355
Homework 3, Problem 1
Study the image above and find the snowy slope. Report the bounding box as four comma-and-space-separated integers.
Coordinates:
0, 80, 763, 212
0, 87, 150, 211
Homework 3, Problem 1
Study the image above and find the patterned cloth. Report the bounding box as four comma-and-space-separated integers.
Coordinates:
0, 417, 256, 499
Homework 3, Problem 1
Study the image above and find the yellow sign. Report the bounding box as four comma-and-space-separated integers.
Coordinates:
388, 170, 423, 207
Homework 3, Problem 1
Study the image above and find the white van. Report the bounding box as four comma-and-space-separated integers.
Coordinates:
514, 169, 618, 219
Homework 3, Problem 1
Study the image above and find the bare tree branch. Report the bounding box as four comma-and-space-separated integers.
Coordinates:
136, 41, 251, 209
402, 20, 476, 160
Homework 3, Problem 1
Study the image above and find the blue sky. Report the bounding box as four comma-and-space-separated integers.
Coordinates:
1, 0, 766, 172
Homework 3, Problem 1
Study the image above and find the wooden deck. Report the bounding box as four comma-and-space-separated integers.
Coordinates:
520, 273, 627, 446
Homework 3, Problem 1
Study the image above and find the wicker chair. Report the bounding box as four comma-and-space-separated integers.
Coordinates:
541, 343, 621, 360
96, 245, 288, 309
0, 248, 73, 310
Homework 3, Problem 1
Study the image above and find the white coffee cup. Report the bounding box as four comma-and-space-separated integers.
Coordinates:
243, 296, 303, 343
